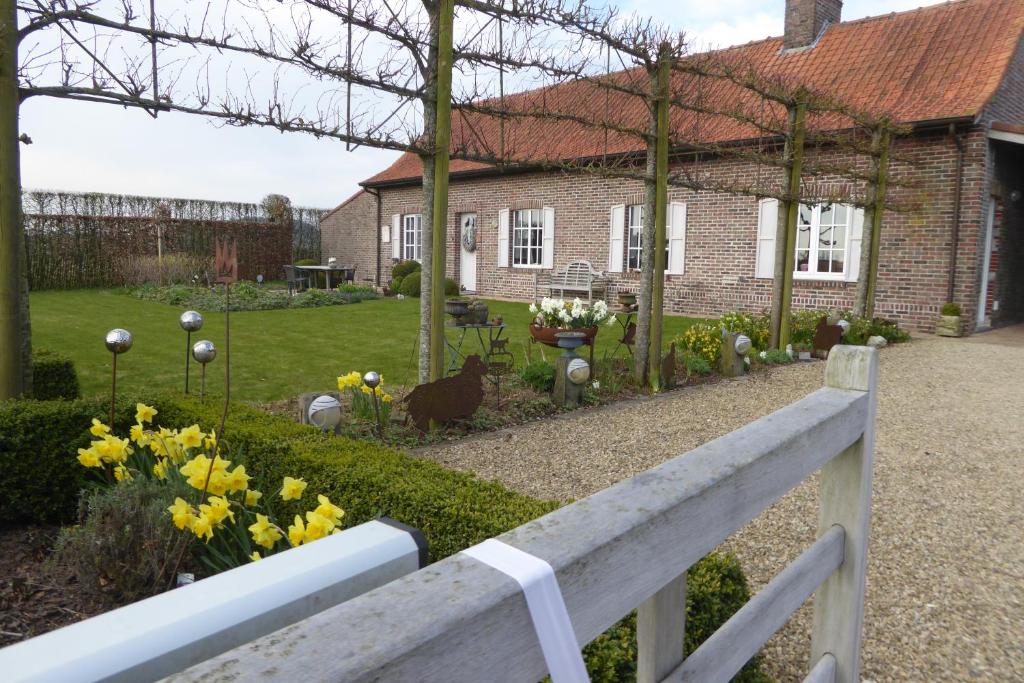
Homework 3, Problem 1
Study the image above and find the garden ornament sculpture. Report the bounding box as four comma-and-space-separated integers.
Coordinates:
553, 331, 588, 407
363, 371, 384, 439
192, 340, 216, 400
661, 342, 678, 390
104, 328, 133, 426
179, 311, 203, 394
403, 355, 486, 432
719, 329, 747, 378
308, 394, 343, 432
813, 317, 844, 357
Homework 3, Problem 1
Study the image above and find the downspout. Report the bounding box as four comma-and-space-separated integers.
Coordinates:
947, 124, 965, 303
366, 187, 382, 287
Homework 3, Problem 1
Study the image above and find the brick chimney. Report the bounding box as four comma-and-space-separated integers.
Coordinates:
784, 0, 842, 50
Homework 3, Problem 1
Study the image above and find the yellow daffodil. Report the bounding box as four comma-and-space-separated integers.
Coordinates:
381, 393, 393, 403
168, 497, 195, 530
135, 403, 158, 424
129, 423, 149, 445
200, 496, 234, 525
249, 551, 261, 562
303, 511, 335, 543
248, 514, 282, 549
94, 435, 132, 464
314, 495, 344, 526
226, 465, 250, 493
177, 424, 205, 450
287, 515, 306, 547
180, 454, 231, 493
245, 489, 263, 506
89, 418, 110, 437
280, 476, 307, 501
113, 464, 132, 482
204, 431, 217, 450
190, 513, 214, 542
153, 458, 169, 480
77, 447, 101, 468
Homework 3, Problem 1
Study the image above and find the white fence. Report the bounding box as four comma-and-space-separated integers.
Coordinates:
165, 345, 878, 683
1, 519, 426, 683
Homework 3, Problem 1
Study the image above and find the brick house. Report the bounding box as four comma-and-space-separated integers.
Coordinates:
321, 0, 1024, 333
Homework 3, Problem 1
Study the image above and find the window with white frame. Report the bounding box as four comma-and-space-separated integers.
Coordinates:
403, 214, 422, 261
796, 203, 849, 278
512, 208, 544, 267
624, 204, 669, 270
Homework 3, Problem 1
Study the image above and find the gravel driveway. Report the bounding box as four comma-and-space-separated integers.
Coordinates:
414, 331, 1024, 681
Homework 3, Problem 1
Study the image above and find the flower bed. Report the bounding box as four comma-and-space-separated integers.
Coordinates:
122, 280, 378, 311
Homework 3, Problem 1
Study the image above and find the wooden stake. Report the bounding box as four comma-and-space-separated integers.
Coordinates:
647, 44, 670, 392
0, 0, 24, 399
428, 0, 454, 383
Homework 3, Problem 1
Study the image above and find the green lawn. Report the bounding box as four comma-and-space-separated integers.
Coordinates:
29, 290, 703, 401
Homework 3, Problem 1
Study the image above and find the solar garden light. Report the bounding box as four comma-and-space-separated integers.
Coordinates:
307, 395, 343, 432
179, 311, 204, 395
363, 371, 384, 439
192, 340, 217, 401
105, 329, 133, 426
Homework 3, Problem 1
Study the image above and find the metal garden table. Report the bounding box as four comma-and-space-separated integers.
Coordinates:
292, 264, 355, 289
445, 322, 506, 375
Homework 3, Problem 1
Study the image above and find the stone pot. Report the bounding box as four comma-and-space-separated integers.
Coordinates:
936, 314, 962, 337
529, 324, 598, 348
445, 299, 470, 318
617, 292, 638, 308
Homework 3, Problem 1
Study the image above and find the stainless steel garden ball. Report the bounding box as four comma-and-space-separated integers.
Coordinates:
567, 358, 591, 385
363, 371, 381, 389
192, 340, 217, 364
179, 310, 203, 332
104, 328, 133, 354
734, 334, 752, 355
308, 395, 342, 431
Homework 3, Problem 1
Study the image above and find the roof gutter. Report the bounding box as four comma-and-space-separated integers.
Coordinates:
365, 186, 383, 286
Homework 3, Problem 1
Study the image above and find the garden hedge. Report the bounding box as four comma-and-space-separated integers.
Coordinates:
0, 394, 767, 680
31, 349, 80, 400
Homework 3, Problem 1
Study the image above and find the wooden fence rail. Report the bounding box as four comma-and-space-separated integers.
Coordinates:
168, 345, 878, 683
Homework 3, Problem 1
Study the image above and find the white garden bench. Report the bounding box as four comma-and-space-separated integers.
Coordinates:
534, 259, 608, 302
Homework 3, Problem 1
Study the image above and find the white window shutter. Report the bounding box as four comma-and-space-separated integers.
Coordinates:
755, 199, 778, 278
667, 202, 686, 275
498, 209, 510, 267
381, 225, 390, 243
846, 207, 865, 282
391, 214, 401, 260
542, 207, 555, 269
608, 204, 626, 273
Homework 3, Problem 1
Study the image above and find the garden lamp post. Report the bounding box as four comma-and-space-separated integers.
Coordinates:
192, 340, 216, 401
363, 371, 383, 439
179, 311, 203, 394
105, 328, 133, 426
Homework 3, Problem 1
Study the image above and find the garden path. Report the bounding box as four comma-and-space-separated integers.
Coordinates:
414, 335, 1024, 682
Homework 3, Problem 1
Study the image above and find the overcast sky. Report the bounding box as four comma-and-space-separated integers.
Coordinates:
19, 0, 946, 209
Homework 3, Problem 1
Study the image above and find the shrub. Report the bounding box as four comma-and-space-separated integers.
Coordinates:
761, 349, 793, 365
682, 351, 713, 376
675, 322, 722, 366
391, 260, 421, 280
52, 475, 195, 605
32, 350, 80, 400
791, 309, 827, 347
445, 277, 460, 296
520, 360, 556, 393
719, 311, 770, 351
940, 302, 961, 316
391, 275, 404, 292
399, 270, 422, 297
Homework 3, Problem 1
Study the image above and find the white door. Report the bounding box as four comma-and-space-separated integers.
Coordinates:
459, 213, 477, 292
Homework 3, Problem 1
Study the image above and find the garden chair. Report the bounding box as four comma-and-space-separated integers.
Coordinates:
284, 265, 309, 295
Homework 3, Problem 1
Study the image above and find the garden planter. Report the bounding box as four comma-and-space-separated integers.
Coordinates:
935, 315, 962, 337
529, 324, 598, 348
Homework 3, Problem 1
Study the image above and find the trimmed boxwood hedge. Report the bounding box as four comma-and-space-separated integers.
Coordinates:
32, 350, 80, 400
0, 394, 768, 681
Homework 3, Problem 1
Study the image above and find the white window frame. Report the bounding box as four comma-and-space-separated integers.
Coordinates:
626, 204, 644, 271
512, 208, 545, 268
794, 203, 853, 281
403, 214, 422, 261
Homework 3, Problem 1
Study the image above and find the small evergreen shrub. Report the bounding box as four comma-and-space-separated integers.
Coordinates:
761, 349, 794, 365
391, 260, 421, 280
445, 278, 460, 296
520, 360, 557, 393
940, 302, 961, 316
32, 350, 80, 400
399, 270, 422, 297
682, 351, 713, 376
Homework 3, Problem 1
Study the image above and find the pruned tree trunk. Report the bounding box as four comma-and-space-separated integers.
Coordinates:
647, 44, 670, 392
0, 0, 26, 399
774, 97, 807, 350
634, 99, 657, 386
417, 0, 441, 387
864, 129, 890, 319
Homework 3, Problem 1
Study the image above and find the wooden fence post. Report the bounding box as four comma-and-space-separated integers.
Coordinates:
637, 573, 686, 683
811, 345, 879, 683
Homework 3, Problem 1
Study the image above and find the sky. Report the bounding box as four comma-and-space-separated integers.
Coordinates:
18, 0, 948, 210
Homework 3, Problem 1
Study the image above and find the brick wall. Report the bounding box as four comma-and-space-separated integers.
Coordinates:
319, 189, 380, 285
323, 126, 995, 332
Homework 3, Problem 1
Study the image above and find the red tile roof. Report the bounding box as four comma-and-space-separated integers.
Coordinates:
364, 0, 1023, 186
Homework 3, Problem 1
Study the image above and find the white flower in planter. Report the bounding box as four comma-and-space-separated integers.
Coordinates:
529, 303, 538, 314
